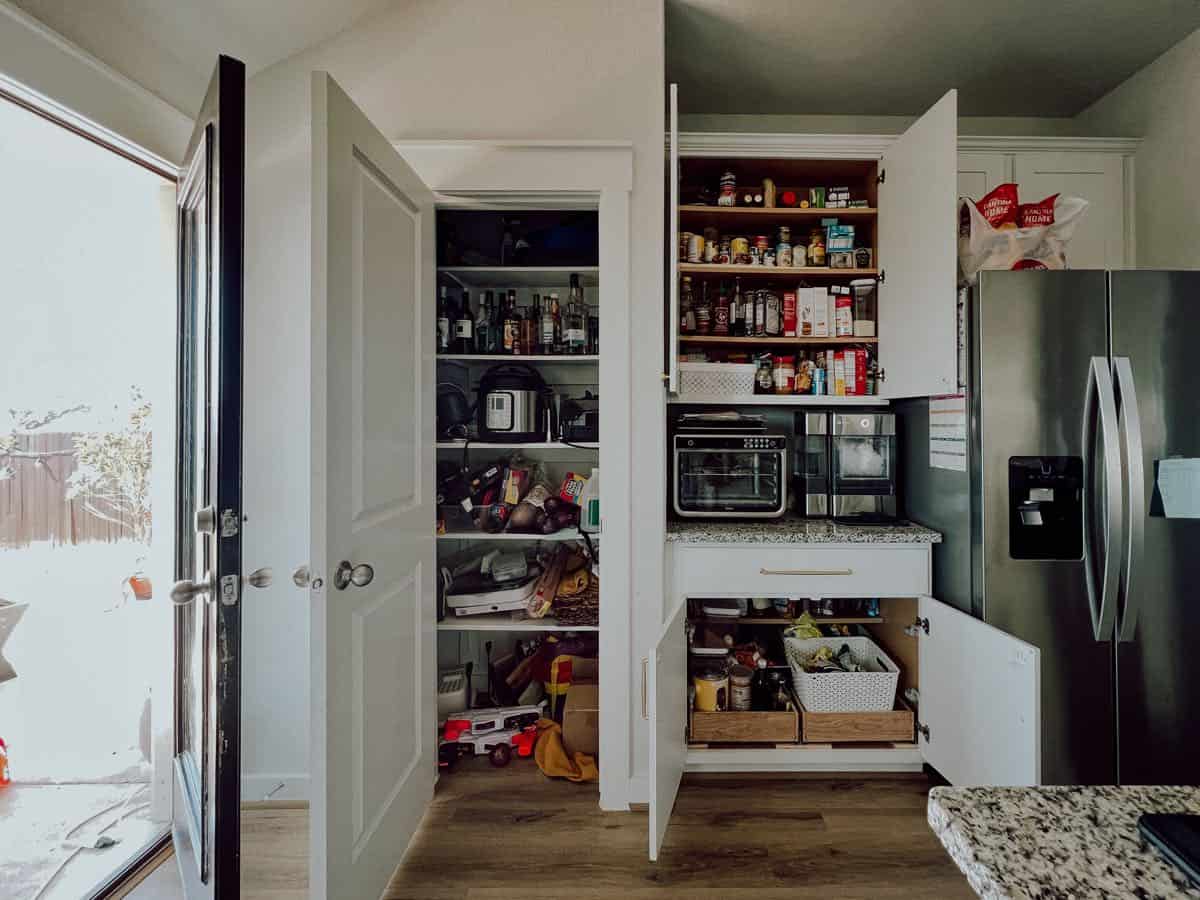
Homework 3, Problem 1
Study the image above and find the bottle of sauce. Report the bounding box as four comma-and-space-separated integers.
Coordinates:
808, 228, 827, 267
695, 282, 712, 335
730, 278, 745, 337
679, 276, 696, 335
751, 658, 772, 711
713, 281, 730, 335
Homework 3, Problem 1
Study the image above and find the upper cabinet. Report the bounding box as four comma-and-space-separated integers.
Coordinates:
876, 89, 959, 399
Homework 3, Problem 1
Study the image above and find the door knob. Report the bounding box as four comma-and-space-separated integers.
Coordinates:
171, 574, 212, 606
195, 505, 216, 534
292, 566, 311, 587
245, 567, 273, 589
333, 561, 374, 590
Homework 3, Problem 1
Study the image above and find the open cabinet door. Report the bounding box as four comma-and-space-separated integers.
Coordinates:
664, 83, 680, 394
648, 596, 688, 861
918, 596, 1041, 786
310, 72, 438, 898
171, 54, 245, 899
877, 89, 958, 399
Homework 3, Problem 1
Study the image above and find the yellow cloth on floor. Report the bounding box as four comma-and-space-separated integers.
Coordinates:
534, 717, 597, 783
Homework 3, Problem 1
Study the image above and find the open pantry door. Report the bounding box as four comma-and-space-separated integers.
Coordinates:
648, 596, 688, 861
664, 82, 680, 394
877, 89, 958, 399
916, 596, 1041, 786
310, 71, 438, 899
170, 54, 245, 900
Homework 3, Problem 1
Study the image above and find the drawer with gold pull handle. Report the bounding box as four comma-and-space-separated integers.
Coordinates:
759, 567, 854, 576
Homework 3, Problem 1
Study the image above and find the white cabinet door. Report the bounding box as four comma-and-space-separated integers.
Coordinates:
878, 90, 958, 399
958, 152, 1009, 204
665, 83, 680, 394
918, 596, 1040, 786
1013, 151, 1126, 269
310, 71, 438, 900
648, 596, 688, 861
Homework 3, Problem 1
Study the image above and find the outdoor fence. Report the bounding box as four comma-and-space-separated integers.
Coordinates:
0, 432, 140, 547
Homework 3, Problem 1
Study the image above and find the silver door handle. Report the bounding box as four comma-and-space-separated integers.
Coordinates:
171, 574, 211, 606
244, 567, 273, 589
1082, 357, 1122, 641
759, 567, 853, 576
333, 561, 374, 590
1113, 356, 1145, 642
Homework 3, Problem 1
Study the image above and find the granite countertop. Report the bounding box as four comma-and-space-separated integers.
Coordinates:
929, 785, 1200, 900
665, 517, 942, 545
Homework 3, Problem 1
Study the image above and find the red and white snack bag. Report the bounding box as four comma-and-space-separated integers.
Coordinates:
958, 191, 1089, 285
975, 183, 1019, 230
1018, 194, 1058, 228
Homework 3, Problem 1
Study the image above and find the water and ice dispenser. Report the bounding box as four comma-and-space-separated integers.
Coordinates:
1008, 456, 1084, 560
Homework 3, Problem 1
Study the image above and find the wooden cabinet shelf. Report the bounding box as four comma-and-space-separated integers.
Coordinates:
679, 204, 876, 220
689, 615, 886, 626
679, 335, 878, 346
679, 263, 877, 279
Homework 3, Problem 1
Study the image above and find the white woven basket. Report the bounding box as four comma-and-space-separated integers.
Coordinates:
678, 362, 757, 397
784, 636, 900, 712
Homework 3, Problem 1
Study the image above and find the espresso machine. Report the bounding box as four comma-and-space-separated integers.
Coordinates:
798, 411, 899, 523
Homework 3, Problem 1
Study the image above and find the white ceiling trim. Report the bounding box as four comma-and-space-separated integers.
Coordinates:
676, 131, 1143, 159
958, 135, 1142, 155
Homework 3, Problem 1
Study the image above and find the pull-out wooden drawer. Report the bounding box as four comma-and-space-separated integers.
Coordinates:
673, 544, 930, 598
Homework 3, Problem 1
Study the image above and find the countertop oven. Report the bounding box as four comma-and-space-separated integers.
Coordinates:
673, 432, 788, 519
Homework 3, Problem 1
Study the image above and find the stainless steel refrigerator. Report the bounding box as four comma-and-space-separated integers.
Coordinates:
900, 269, 1200, 786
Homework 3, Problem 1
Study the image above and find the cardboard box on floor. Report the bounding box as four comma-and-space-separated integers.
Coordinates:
562, 656, 598, 758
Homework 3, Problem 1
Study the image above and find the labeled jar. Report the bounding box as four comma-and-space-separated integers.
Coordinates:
729, 665, 754, 712
776, 226, 793, 267
730, 236, 750, 265
773, 354, 796, 394
808, 228, 827, 267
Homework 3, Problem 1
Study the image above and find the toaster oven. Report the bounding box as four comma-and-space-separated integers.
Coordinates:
673, 432, 788, 518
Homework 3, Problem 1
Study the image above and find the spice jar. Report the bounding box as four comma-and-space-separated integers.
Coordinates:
773, 354, 796, 394
808, 228, 827, 267
729, 665, 754, 712
776, 226, 793, 268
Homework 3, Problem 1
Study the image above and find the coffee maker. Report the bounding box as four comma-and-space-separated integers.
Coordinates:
798, 412, 899, 523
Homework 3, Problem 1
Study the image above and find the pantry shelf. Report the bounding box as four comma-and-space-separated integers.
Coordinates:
437, 266, 599, 289
679, 335, 878, 346
690, 616, 886, 626
679, 264, 878, 279
668, 395, 888, 406
437, 528, 597, 542
435, 440, 599, 450
679, 205, 877, 220
437, 353, 599, 363
437, 614, 598, 633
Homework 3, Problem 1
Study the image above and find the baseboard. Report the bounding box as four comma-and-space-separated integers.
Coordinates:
241, 772, 310, 802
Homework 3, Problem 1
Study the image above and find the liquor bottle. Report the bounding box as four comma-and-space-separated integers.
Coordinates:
587, 308, 599, 355
453, 290, 474, 354
474, 290, 492, 354
549, 292, 563, 353
520, 304, 537, 358
436, 286, 451, 353
489, 291, 504, 353
754, 289, 766, 337
679, 276, 696, 335
530, 295, 542, 355
741, 283, 755, 336
713, 281, 730, 336
730, 277, 745, 337
695, 282, 712, 335
565, 274, 587, 354
503, 291, 520, 354
540, 294, 556, 354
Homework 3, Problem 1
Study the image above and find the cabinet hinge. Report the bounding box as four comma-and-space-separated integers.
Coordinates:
904, 687, 920, 706
220, 508, 239, 538
878, 269, 886, 285
877, 367, 887, 383
917, 722, 931, 742
904, 616, 930, 637
876, 169, 886, 185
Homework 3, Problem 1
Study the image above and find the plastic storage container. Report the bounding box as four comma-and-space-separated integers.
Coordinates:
851, 278, 877, 338
678, 362, 757, 398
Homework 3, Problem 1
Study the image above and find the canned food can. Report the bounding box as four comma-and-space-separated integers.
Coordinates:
812, 368, 827, 395
679, 232, 693, 259
754, 235, 770, 253
687, 233, 705, 263
730, 236, 750, 264
703, 240, 718, 263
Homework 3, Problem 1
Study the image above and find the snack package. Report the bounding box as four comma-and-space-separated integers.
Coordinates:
975, 183, 1019, 230
1018, 193, 1058, 229
958, 193, 1089, 285
558, 471, 589, 506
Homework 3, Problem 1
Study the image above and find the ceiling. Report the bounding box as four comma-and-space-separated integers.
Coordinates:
12, 0, 400, 114
668, 0, 1200, 117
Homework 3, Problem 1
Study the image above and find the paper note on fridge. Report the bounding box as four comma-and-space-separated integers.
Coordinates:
1156, 458, 1200, 519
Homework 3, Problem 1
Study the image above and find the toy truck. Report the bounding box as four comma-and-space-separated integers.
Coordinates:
439, 703, 544, 768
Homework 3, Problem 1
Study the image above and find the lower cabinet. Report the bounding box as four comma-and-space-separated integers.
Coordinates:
650, 540, 1042, 861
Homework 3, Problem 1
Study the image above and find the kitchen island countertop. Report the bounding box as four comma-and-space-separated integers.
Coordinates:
665, 518, 942, 544
929, 785, 1200, 900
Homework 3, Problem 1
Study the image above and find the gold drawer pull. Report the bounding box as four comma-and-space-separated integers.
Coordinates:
759, 567, 854, 576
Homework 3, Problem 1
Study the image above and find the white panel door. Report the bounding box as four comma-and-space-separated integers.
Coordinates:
1013, 151, 1126, 269
648, 596, 688, 861
665, 83, 680, 394
957, 152, 1009, 204
918, 596, 1040, 786
310, 71, 437, 900
878, 89, 958, 399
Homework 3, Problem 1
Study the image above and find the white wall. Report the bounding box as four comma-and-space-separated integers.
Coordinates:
0, 0, 189, 164
242, 0, 665, 802
1076, 27, 1200, 268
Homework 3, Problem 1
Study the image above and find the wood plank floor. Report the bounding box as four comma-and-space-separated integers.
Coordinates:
383, 761, 973, 900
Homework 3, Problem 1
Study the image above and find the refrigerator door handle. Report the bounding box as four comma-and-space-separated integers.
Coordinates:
1082, 356, 1122, 641
1113, 356, 1145, 642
